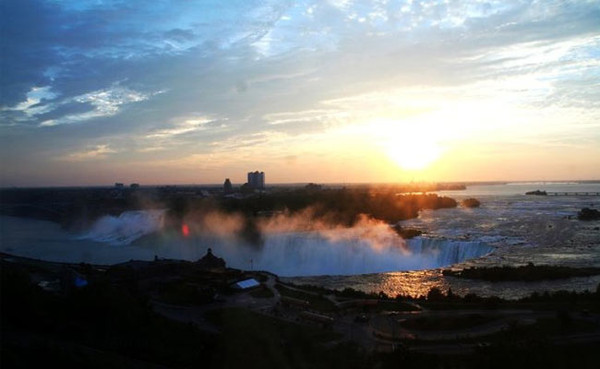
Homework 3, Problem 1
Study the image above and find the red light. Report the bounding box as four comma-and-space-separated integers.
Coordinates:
181, 223, 190, 237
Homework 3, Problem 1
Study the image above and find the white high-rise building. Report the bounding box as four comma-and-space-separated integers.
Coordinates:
247, 171, 265, 189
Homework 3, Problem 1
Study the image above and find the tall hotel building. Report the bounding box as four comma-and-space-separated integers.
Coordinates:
247, 171, 265, 189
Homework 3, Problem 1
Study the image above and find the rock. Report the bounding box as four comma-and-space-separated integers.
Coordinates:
525, 190, 547, 196
391, 225, 423, 239
461, 198, 481, 208
577, 208, 600, 221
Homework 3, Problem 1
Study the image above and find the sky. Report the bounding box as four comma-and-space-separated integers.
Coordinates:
1, 0, 599, 187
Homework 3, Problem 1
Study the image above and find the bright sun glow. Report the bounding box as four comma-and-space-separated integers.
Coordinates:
363, 118, 444, 171
384, 138, 442, 170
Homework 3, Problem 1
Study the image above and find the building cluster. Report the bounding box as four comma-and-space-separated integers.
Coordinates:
222, 170, 266, 194
115, 182, 140, 189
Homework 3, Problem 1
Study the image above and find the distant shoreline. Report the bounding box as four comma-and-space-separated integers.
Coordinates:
2, 179, 599, 190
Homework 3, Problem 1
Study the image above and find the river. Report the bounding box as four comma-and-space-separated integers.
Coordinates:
1, 182, 599, 299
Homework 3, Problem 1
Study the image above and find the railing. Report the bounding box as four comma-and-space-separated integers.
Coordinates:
546, 192, 600, 196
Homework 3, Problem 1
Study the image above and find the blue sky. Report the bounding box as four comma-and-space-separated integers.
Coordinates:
1, 0, 599, 186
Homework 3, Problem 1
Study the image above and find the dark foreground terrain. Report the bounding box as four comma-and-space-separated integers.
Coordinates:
2, 252, 600, 369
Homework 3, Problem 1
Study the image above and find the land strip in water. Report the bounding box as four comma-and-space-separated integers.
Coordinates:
0, 185, 459, 246
0, 184, 461, 225
443, 264, 600, 282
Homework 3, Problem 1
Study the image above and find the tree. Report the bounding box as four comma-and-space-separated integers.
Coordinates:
427, 287, 444, 301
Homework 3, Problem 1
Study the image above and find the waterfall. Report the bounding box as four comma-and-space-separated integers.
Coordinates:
80, 210, 493, 275
218, 233, 493, 277
80, 210, 165, 245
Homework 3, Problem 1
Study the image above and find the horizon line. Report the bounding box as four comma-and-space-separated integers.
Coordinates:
2, 179, 600, 190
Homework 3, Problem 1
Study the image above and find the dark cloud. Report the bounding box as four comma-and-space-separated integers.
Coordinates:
0, 0, 60, 106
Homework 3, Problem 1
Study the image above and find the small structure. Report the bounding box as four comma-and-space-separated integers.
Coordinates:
233, 278, 260, 290
195, 248, 226, 270
60, 267, 89, 292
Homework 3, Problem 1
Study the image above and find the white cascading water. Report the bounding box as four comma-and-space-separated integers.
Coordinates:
81, 210, 165, 245
221, 233, 494, 276
80, 210, 494, 275
406, 237, 495, 270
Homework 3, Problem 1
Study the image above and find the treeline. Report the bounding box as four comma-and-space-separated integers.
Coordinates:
0, 187, 155, 231
220, 188, 458, 226
414, 285, 600, 309
288, 280, 600, 306
443, 263, 600, 282
1, 186, 459, 235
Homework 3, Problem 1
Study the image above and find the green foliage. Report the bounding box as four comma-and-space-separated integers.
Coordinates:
338, 287, 376, 299
275, 283, 337, 312
220, 188, 457, 226
1, 269, 215, 368
158, 279, 215, 305
249, 286, 275, 298
426, 287, 445, 301
400, 314, 496, 331
206, 308, 364, 369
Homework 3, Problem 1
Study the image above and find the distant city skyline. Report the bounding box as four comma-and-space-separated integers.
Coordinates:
1, 1, 599, 187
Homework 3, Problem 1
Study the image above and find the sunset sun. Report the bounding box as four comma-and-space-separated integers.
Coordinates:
364, 118, 444, 171
385, 139, 442, 170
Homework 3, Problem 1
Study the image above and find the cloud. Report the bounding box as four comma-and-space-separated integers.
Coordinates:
0, 0, 61, 107
1, 0, 599, 185
62, 144, 117, 161
36, 85, 152, 127
264, 109, 350, 127
145, 116, 216, 139
0, 86, 58, 125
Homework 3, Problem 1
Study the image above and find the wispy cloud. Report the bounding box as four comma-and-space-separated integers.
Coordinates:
39, 85, 153, 127
61, 144, 117, 161
264, 109, 350, 126
145, 116, 216, 139
1, 0, 599, 185
0, 86, 58, 124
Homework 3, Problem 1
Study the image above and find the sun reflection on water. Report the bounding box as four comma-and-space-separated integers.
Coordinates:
377, 270, 450, 298
285, 269, 600, 300
284, 269, 451, 299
